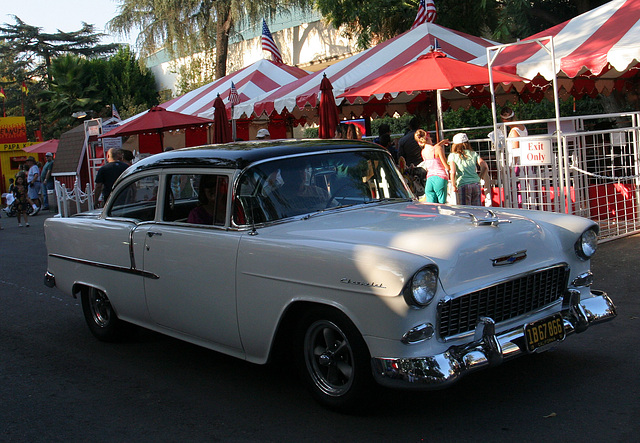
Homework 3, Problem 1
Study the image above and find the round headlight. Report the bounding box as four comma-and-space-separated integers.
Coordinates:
405, 266, 438, 308
575, 229, 598, 260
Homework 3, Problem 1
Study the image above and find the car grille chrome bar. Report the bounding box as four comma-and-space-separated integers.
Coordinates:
438, 265, 570, 339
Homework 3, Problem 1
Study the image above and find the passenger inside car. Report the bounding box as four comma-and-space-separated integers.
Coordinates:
187, 174, 228, 225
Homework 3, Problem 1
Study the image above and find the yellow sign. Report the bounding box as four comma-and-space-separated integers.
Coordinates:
1, 142, 34, 152
0, 116, 28, 144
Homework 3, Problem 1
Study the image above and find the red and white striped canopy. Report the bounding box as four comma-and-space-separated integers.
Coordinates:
234, 22, 498, 119
159, 59, 309, 119
481, 0, 640, 81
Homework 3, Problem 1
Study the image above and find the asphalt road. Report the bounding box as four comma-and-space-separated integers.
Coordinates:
1, 213, 638, 442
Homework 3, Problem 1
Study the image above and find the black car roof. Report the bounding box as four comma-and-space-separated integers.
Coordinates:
120, 139, 385, 179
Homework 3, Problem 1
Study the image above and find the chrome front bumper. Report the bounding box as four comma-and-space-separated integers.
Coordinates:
372, 290, 616, 389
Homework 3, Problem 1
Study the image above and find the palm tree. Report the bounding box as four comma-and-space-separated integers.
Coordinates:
108, 0, 311, 79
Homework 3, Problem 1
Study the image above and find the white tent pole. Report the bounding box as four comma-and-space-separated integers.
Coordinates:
231, 104, 237, 141
436, 90, 444, 141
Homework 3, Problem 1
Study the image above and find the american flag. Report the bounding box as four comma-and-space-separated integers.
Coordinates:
411, 0, 437, 29
229, 81, 240, 106
112, 104, 121, 120
261, 19, 283, 63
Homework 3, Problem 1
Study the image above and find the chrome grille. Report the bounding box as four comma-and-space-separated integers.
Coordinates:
438, 265, 569, 339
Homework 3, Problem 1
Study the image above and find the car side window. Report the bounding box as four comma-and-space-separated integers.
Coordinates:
108, 174, 159, 221
182, 174, 228, 226
163, 174, 199, 222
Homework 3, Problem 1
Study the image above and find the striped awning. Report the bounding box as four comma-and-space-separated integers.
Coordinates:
234, 22, 498, 119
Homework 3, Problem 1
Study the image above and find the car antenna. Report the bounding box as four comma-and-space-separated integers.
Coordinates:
248, 198, 258, 236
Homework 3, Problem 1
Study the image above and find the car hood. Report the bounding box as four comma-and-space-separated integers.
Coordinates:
276, 202, 567, 292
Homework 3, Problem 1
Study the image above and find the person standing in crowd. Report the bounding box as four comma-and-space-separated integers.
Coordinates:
415, 129, 450, 204
13, 173, 35, 227
40, 152, 54, 210
256, 129, 271, 140
345, 123, 360, 140
447, 133, 488, 206
397, 117, 422, 166
25, 156, 41, 215
375, 123, 398, 162
500, 106, 528, 169
501, 105, 529, 207
121, 149, 134, 165
94, 148, 128, 207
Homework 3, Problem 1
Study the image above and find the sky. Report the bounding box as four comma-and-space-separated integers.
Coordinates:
3, 0, 138, 47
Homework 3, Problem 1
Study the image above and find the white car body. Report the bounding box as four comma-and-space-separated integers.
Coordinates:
44, 140, 616, 410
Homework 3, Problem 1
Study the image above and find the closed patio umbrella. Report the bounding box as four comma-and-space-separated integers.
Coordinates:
212, 95, 232, 143
318, 74, 339, 139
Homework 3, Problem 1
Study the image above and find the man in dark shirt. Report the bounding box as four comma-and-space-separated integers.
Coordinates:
94, 148, 129, 207
397, 117, 422, 166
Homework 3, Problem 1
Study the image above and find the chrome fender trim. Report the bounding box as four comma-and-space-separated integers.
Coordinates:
371, 290, 616, 389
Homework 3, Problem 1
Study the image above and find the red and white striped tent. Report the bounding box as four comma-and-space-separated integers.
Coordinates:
477, 0, 640, 97
234, 22, 499, 120
160, 58, 309, 119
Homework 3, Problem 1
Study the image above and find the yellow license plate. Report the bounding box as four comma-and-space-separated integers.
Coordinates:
524, 314, 566, 352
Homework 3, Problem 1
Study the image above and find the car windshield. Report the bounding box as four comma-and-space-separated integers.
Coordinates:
234, 150, 411, 224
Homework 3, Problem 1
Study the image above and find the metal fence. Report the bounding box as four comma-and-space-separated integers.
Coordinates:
445, 112, 640, 241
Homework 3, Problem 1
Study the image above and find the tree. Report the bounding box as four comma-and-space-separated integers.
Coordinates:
0, 16, 120, 83
38, 48, 159, 138
316, 0, 612, 47
108, 0, 312, 79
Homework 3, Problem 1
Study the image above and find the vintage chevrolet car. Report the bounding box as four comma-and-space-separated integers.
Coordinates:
44, 140, 616, 410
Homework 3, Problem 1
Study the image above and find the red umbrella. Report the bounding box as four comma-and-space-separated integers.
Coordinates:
318, 74, 339, 139
100, 106, 212, 149
339, 51, 525, 138
212, 95, 232, 143
339, 51, 525, 100
24, 139, 59, 154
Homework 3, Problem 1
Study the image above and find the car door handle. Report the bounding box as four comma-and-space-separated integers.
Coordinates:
147, 231, 162, 237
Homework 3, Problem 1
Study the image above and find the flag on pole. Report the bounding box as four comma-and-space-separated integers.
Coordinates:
261, 19, 283, 63
411, 0, 437, 29
0, 87, 5, 99
21, 81, 29, 95
229, 82, 240, 106
112, 104, 121, 120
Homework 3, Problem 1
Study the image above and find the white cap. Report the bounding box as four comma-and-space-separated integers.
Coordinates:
452, 133, 468, 144
45, 152, 53, 157
256, 128, 270, 139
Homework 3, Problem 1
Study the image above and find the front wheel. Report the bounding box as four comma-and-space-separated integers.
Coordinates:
81, 287, 133, 342
296, 307, 373, 412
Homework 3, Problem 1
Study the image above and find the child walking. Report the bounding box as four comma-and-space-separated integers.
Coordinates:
13, 174, 34, 227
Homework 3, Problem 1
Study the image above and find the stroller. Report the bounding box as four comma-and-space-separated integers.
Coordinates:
2, 193, 35, 217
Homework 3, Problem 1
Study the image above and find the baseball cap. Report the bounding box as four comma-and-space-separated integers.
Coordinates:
26, 156, 36, 162
256, 128, 270, 139
452, 133, 469, 144
46, 152, 53, 157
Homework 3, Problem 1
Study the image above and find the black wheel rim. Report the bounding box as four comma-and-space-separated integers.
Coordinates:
89, 288, 112, 328
304, 319, 355, 397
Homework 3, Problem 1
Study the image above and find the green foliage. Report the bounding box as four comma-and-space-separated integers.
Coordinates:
109, 0, 312, 79
36, 48, 158, 138
314, 0, 612, 49
0, 16, 119, 82
174, 50, 217, 95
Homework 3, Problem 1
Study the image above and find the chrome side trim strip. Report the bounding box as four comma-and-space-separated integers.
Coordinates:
48, 253, 159, 279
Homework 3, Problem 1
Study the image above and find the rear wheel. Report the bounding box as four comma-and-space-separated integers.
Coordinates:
81, 287, 132, 342
296, 307, 373, 412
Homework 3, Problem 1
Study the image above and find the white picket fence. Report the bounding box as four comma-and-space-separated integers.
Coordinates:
54, 179, 94, 217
